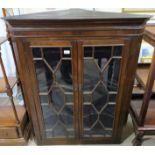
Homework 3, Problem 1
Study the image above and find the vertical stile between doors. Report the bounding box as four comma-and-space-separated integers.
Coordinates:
71, 41, 80, 139
77, 41, 84, 139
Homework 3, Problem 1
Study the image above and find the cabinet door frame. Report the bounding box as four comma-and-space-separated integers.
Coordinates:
23, 40, 79, 144
77, 38, 131, 143
20, 36, 141, 144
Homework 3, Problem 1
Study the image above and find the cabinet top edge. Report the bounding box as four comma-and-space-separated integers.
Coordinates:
2, 9, 151, 21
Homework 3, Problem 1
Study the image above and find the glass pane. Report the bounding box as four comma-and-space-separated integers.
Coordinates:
12, 83, 24, 106
42, 105, 57, 130
34, 60, 53, 93
83, 105, 98, 128
83, 59, 100, 91
40, 95, 49, 105
83, 45, 122, 137
49, 86, 65, 112
32, 48, 41, 58
100, 104, 115, 128
43, 48, 61, 72
92, 82, 108, 112
113, 46, 122, 56
103, 58, 121, 91
65, 93, 73, 103
83, 93, 92, 103
94, 46, 112, 70
55, 60, 73, 92
84, 47, 93, 57
60, 105, 74, 129
32, 47, 74, 138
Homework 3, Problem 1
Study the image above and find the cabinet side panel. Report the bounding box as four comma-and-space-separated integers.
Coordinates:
13, 39, 42, 144
113, 36, 143, 143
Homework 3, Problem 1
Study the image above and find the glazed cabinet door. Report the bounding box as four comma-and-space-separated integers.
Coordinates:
24, 38, 131, 144
78, 39, 127, 142
26, 41, 78, 143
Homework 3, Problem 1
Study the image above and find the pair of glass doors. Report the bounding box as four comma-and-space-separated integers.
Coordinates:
31, 39, 123, 141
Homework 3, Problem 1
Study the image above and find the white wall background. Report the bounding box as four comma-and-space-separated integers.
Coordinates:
0, 9, 16, 77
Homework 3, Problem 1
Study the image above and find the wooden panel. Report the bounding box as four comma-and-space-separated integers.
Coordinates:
144, 25, 155, 46
0, 138, 26, 146
82, 39, 124, 46
30, 41, 72, 47
0, 106, 26, 127
0, 121, 31, 145
136, 65, 155, 92
132, 86, 144, 95
145, 25, 155, 38
131, 100, 155, 126
0, 127, 18, 139
0, 77, 17, 93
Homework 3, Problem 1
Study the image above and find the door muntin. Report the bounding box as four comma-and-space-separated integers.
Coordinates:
32, 45, 76, 139
81, 44, 123, 138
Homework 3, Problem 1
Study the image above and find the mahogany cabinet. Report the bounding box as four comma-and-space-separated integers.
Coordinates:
3, 9, 150, 145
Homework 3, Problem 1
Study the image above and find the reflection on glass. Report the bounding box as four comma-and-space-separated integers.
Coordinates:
94, 46, 112, 70
34, 60, 53, 93
49, 86, 65, 112
83, 93, 92, 103
55, 60, 73, 92
92, 82, 108, 112
32, 48, 41, 58
40, 95, 49, 105
32, 47, 74, 138
43, 48, 61, 71
103, 58, 121, 91
60, 106, 74, 129
84, 47, 93, 57
65, 93, 73, 103
113, 46, 122, 56
100, 104, 115, 128
83, 59, 100, 91
83, 105, 98, 128
83, 45, 122, 137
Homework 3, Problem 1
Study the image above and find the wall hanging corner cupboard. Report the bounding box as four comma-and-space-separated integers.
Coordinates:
3, 9, 150, 145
